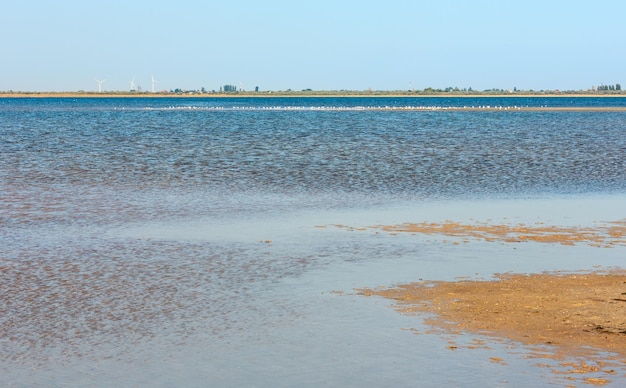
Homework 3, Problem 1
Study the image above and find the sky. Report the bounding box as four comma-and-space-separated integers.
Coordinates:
2, 0, 625, 92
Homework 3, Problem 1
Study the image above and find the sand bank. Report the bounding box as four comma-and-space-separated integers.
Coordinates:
353, 220, 626, 384
360, 271, 626, 384
333, 219, 626, 247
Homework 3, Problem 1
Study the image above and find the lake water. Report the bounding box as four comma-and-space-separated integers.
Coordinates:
1, 97, 625, 386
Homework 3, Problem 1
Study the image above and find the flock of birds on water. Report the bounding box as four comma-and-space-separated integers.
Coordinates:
131, 105, 534, 112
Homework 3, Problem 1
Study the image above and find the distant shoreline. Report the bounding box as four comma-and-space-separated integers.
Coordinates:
2, 92, 626, 99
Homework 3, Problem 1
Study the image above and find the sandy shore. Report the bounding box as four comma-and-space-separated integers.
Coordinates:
334, 219, 626, 247
360, 271, 626, 384
1, 92, 626, 99
355, 220, 626, 384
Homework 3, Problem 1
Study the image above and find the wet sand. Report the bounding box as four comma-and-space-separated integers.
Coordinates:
333, 219, 626, 247
355, 220, 626, 385
360, 271, 626, 385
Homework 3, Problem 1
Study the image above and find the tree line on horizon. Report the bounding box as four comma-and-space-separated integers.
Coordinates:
2, 82, 624, 95
204, 83, 624, 95
595, 84, 621, 91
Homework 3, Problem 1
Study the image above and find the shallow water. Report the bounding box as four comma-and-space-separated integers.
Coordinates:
1, 97, 625, 386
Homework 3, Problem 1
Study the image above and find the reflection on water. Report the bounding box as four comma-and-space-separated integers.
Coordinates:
1, 97, 625, 386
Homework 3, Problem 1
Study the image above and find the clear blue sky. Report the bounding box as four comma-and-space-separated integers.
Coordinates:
2, 0, 624, 92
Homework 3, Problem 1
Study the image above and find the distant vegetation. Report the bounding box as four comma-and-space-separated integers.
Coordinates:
2, 84, 625, 96
595, 84, 621, 91
127, 82, 626, 96
221, 84, 238, 93
151, 84, 626, 96
158, 82, 626, 96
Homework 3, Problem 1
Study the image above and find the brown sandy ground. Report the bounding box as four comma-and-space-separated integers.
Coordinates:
331, 219, 626, 247
359, 271, 626, 385
347, 220, 626, 385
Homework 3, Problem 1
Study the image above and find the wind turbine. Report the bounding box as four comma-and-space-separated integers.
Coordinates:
95, 79, 105, 93
151, 75, 159, 93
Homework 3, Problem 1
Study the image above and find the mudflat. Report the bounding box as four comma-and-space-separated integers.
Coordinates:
361, 271, 626, 358
334, 219, 626, 247
356, 220, 626, 384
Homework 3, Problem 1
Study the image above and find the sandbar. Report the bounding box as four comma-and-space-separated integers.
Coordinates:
333, 219, 626, 247
359, 271, 626, 383
354, 220, 626, 384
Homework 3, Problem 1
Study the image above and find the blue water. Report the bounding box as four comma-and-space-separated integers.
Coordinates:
1, 97, 625, 386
